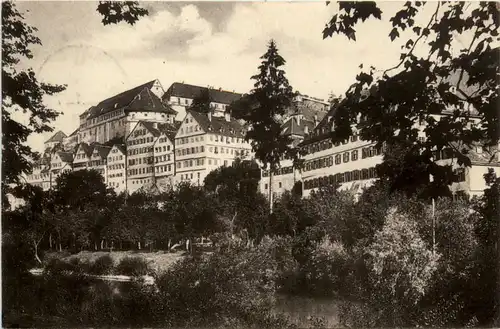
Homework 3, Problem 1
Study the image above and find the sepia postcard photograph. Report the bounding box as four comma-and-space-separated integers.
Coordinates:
2, 0, 499, 328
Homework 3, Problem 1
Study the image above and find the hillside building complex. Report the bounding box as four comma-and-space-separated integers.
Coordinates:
24, 79, 499, 199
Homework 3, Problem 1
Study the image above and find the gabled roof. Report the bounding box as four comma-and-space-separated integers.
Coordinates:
45, 131, 67, 143
281, 116, 315, 137
163, 82, 242, 105
114, 144, 127, 155
127, 121, 162, 140
57, 151, 74, 163
91, 144, 112, 159
76, 142, 93, 158
83, 80, 176, 120
127, 87, 177, 115
288, 99, 328, 123
188, 110, 246, 138
158, 122, 179, 141
141, 121, 161, 138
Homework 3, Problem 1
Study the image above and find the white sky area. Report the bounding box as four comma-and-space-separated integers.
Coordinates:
13, 1, 475, 153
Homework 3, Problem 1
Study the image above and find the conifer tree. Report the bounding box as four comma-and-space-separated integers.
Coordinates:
244, 40, 296, 212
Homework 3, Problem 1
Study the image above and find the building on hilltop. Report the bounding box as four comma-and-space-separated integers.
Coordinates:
78, 79, 177, 145
163, 82, 242, 121
174, 109, 252, 186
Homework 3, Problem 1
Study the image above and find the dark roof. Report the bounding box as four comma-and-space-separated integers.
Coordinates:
85, 80, 156, 120
127, 88, 177, 115
300, 99, 345, 146
76, 143, 93, 157
163, 82, 242, 105
288, 99, 328, 123
83, 80, 177, 120
45, 131, 67, 143
188, 110, 247, 138
57, 151, 74, 163
158, 122, 179, 141
91, 144, 112, 158
113, 144, 127, 155
140, 121, 161, 138
281, 116, 315, 137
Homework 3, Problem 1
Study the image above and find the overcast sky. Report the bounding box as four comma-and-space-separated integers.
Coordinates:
15, 1, 453, 152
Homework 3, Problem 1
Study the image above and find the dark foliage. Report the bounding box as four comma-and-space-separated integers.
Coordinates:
96, 1, 148, 26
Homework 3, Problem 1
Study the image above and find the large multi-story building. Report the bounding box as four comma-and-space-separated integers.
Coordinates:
106, 144, 127, 193
174, 109, 252, 186
78, 79, 177, 145
162, 82, 242, 121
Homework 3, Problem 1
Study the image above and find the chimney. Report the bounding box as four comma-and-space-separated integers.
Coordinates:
224, 111, 230, 122
208, 111, 212, 122
304, 125, 309, 135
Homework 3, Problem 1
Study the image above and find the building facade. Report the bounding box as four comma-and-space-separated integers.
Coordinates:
162, 82, 242, 121
174, 110, 252, 186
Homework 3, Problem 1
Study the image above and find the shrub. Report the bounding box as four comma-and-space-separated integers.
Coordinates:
115, 257, 150, 276
89, 255, 114, 275
155, 239, 295, 328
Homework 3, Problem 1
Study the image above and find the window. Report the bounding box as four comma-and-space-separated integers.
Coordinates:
351, 150, 358, 161
279, 182, 282, 188
265, 183, 268, 189
335, 154, 341, 165
343, 152, 350, 163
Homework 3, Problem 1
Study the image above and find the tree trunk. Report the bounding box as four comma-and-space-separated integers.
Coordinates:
269, 169, 274, 213
58, 243, 62, 252
34, 241, 42, 264
100, 239, 104, 250
94, 242, 97, 251
120, 240, 123, 250
49, 233, 52, 250
168, 239, 171, 251
138, 241, 141, 250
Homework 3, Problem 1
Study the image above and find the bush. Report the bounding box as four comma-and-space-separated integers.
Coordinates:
115, 257, 150, 277
89, 255, 114, 275
155, 238, 295, 328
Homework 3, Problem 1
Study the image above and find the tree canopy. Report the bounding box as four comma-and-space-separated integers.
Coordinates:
2, 1, 66, 208
323, 2, 499, 197
188, 88, 213, 114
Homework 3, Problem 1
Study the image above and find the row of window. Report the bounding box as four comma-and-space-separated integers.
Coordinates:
176, 135, 205, 145
304, 146, 382, 172
155, 154, 172, 163
177, 158, 205, 169
128, 167, 154, 176
108, 172, 124, 178
86, 109, 124, 126
109, 164, 125, 170
303, 134, 360, 155
154, 145, 171, 154
128, 157, 154, 166
262, 166, 294, 177
108, 155, 124, 162
128, 136, 155, 146
155, 164, 173, 174
304, 167, 379, 190
179, 172, 201, 181
128, 146, 153, 156
177, 146, 205, 156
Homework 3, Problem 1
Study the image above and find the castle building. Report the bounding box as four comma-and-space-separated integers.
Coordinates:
162, 82, 242, 121
78, 79, 177, 145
